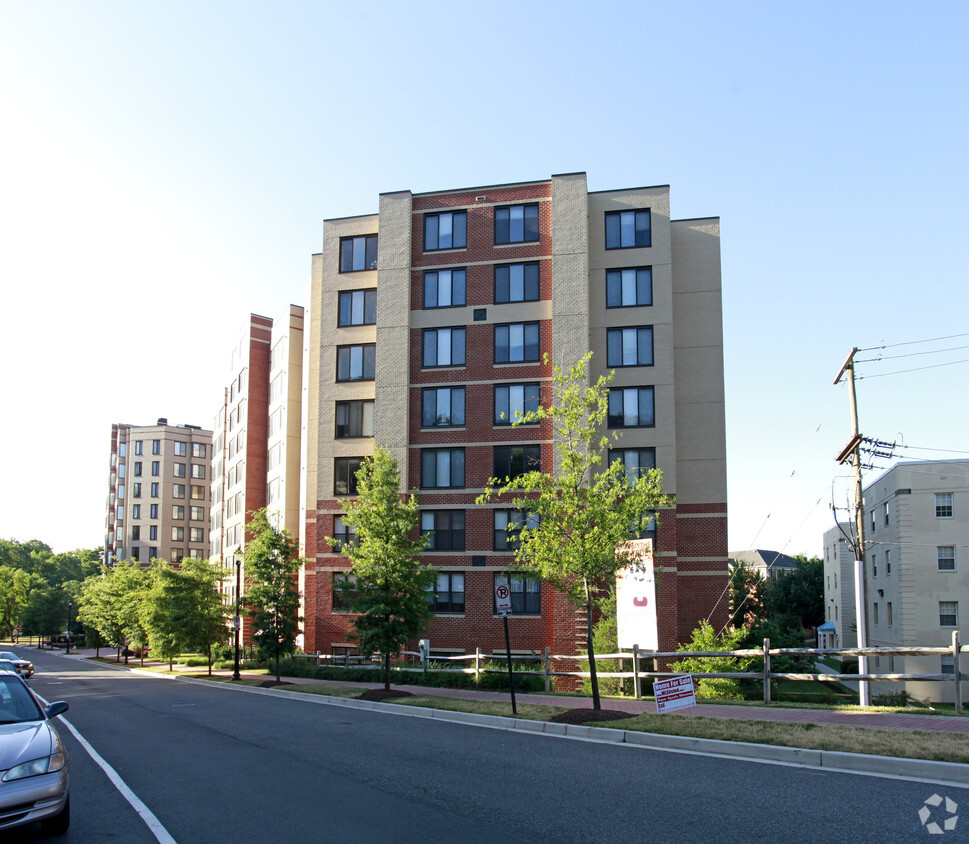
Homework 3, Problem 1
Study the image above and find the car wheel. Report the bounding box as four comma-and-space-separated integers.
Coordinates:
40, 795, 70, 836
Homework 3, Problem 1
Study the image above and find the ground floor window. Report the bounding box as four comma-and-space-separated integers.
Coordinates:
427, 572, 465, 613
494, 572, 541, 614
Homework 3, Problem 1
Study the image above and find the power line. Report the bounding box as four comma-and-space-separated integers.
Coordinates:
857, 343, 969, 362
857, 358, 969, 379
859, 331, 969, 352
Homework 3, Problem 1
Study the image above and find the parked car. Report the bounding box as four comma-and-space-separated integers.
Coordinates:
0, 671, 69, 835
0, 661, 25, 679
0, 652, 33, 679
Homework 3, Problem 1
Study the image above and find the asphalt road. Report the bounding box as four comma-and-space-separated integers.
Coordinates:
6, 648, 967, 843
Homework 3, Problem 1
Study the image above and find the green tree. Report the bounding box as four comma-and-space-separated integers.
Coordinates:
728, 560, 771, 629
142, 562, 185, 669
478, 353, 673, 709
0, 566, 31, 637
330, 446, 435, 691
670, 620, 753, 700
766, 555, 824, 629
77, 563, 148, 660
20, 585, 70, 641
243, 510, 302, 682
171, 558, 229, 675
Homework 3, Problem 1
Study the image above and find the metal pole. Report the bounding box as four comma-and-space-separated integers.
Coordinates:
503, 615, 517, 715
232, 558, 241, 681
954, 631, 962, 716
632, 644, 642, 700
763, 638, 771, 704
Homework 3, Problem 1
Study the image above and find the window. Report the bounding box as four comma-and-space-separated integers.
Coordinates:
339, 235, 378, 272
427, 572, 465, 613
884, 501, 890, 526
608, 387, 655, 428
940, 601, 958, 627
495, 204, 539, 244
494, 510, 539, 551
150, 504, 159, 519
118, 462, 126, 479
606, 267, 652, 308
174, 463, 186, 478
151, 483, 160, 498
872, 602, 878, 625
936, 493, 954, 518
133, 462, 142, 477
939, 546, 956, 571
421, 448, 465, 489
422, 327, 466, 368
337, 344, 376, 381
173, 484, 185, 499
132, 504, 141, 519
424, 211, 467, 251
192, 443, 206, 459
149, 525, 158, 541
172, 527, 184, 542
172, 505, 185, 519
336, 400, 375, 438
605, 209, 651, 249
338, 289, 377, 326
887, 602, 893, 627
174, 442, 187, 456
422, 387, 465, 427
609, 448, 656, 483
171, 549, 185, 564
870, 508, 876, 532
135, 441, 143, 456
117, 483, 125, 499
191, 485, 205, 501
423, 269, 467, 308
606, 327, 653, 367
268, 407, 284, 437
886, 549, 891, 575
152, 440, 161, 455
149, 546, 158, 560
495, 572, 541, 614
494, 383, 540, 425
421, 511, 465, 551
494, 322, 539, 363
190, 527, 205, 543
332, 572, 359, 611
133, 483, 142, 498
334, 457, 364, 496
191, 464, 205, 479
871, 555, 877, 578
495, 263, 539, 303
942, 655, 956, 676
151, 461, 160, 476
119, 443, 127, 458
191, 506, 205, 521
493, 445, 540, 481
332, 516, 358, 549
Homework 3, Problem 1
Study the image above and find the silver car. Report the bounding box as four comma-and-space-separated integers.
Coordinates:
0, 670, 69, 835
0, 652, 33, 679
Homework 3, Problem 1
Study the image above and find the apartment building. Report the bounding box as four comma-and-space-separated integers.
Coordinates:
303, 172, 728, 663
823, 459, 969, 702
210, 309, 303, 609
104, 420, 213, 566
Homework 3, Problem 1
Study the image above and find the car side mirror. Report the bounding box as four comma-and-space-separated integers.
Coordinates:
44, 701, 69, 719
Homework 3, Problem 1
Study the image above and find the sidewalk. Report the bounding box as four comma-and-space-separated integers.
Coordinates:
53, 647, 969, 734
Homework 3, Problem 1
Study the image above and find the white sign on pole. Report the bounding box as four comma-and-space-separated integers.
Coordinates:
615, 539, 658, 650
495, 583, 512, 615
653, 675, 697, 714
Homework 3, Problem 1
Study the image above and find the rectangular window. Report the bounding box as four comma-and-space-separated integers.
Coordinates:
494, 322, 540, 363
174, 463, 186, 478
887, 602, 893, 627
191, 485, 205, 501
118, 463, 126, 479
332, 516, 358, 549
135, 441, 143, 456
332, 572, 359, 611
172, 526, 184, 542
940, 601, 958, 627
151, 483, 160, 498
174, 442, 187, 456
173, 484, 186, 499
423, 269, 467, 309
338, 289, 377, 326
190, 527, 204, 543
117, 483, 125, 499
493, 445, 541, 481
336, 344, 376, 381
606, 326, 654, 367
152, 440, 161, 455
494, 383, 540, 425
133, 483, 142, 498
171, 549, 185, 564
119, 443, 127, 458
191, 506, 205, 521
421, 448, 465, 489
608, 387, 655, 428
422, 387, 465, 427
606, 267, 652, 308
427, 572, 465, 613
421, 511, 466, 551
494, 510, 539, 551
939, 546, 956, 571
132, 504, 141, 519
132, 525, 140, 540
339, 235, 378, 272
172, 505, 185, 519
422, 327, 466, 367
495, 204, 539, 244
494, 263, 540, 303
336, 400, 375, 438
150, 504, 158, 519
152, 461, 160, 476
192, 443, 206, 459
424, 211, 467, 251
884, 501, 890, 526
133, 462, 142, 477
191, 464, 205, 479
149, 525, 158, 541
872, 602, 878, 625
871, 508, 877, 532
609, 448, 656, 483
872, 555, 877, 578
936, 493, 954, 518
886, 549, 891, 575
942, 654, 956, 675
334, 457, 364, 496
495, 572, 541, 614
605, 209, 651, 249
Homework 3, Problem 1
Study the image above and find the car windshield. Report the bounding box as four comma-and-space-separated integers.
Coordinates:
0, 653, 20, 661
0, 675, 43, 723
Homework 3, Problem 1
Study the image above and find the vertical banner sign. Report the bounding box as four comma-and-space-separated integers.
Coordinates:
615, 539, 658, 650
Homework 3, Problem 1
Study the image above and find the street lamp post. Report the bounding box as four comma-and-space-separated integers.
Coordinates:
232, 558, 241, 681
66, 601, 72, 654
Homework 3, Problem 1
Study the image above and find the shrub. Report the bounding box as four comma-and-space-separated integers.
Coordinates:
670, 620, 753, 701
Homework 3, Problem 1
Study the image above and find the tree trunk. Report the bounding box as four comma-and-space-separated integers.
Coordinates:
275, 651, 281, 683
207, 645, 212, 677
384, 652, 391, 691
586, 597, 601, 710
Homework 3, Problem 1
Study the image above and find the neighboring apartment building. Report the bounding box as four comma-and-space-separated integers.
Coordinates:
104, 420, 213, 566
303, 172, 728, 664
822, 459, 969, 702
210, 309, 304, 611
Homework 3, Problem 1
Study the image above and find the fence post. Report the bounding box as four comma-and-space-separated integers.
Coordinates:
632, 644, 641, 700
475, 647, 481, 684
954, 631, 962, 716
544, 646, 551, 693
763, 638, 771, 705
315, 651, 321, 668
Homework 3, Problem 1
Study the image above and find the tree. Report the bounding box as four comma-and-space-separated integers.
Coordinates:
728, 560, 771, 629
0, 566, 31, 638
766, 555, 824, 630
171, 558, 229, 675
142, 562, 185, 669
77, 562, 148, 660
20, 585, 69, 641
670, 620, 753, 700
329, 446, 435, 691
478, 352, 673, 709
243, 510, 302, 682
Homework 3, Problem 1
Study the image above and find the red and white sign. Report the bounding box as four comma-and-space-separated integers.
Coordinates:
653, 675, 696, 714
615, 539, 658, 650
495, 583, 512, 615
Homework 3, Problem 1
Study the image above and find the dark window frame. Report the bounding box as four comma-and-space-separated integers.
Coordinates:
427, 571, 465, 613
494, 262, 540, 304
339, 235, 378, 273
421, 386, 466, 428
494, 571, 541, 614
336, 344, 376, 382
493, 509, 539, 551
334, 457, 365, 496
494, 383, 540, 426
421, 510, 466, 551
607, 387, 655, 428
494, 203, 540, 245
423, 268, 467, 309
332, 572, 359, 612
422, 327, 466, 368
494, 321, 540, 364
420, 448, 466, 489
605, 209, 651, 249
337, 289, 377, 326
493, 445, 541, 481
606, 326, 654, 368
335, 400, 375, 438
424, 211, 468, 252
606, 267, 653, 308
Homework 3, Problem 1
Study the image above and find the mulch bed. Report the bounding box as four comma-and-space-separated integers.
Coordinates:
258, 680, 297, 688
357, 688, 416, 702
550, 708, 637, 725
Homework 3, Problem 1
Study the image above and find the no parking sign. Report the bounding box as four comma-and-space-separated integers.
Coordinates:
495, 583, 512, 615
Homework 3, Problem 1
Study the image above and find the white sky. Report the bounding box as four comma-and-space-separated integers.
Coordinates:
1, 1, 966, 556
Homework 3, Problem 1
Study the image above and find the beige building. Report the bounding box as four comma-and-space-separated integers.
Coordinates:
104, 420, 213, 566
823, 459, 969, 702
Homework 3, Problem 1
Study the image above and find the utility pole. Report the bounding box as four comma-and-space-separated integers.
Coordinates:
834, 348, 871, 706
